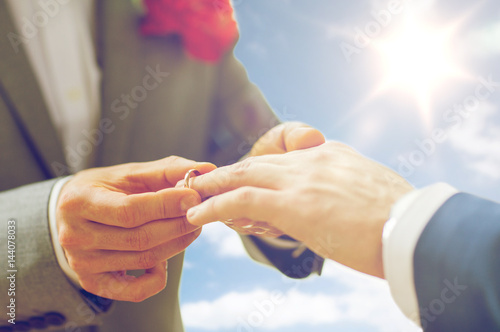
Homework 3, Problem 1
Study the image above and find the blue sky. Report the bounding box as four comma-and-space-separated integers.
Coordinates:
180, 1, 500, 331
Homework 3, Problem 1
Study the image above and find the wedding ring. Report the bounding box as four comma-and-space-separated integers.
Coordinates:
184, 169, 201, 189
291, 243, 308, 258
222, 219, 234, 226
251, 227, 270, 235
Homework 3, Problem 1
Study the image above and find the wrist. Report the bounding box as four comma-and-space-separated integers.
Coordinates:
48, 176, 81, 287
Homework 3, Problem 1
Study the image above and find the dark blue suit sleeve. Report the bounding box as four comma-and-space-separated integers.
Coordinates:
413, 193, 500, 331
248, 235, 324, 279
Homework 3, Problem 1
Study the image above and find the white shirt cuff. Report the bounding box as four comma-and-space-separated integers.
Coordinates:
48, 176, 81, 287
382, 183, 459, 326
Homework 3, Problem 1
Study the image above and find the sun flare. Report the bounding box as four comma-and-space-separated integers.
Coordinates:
372, 18, 466, 124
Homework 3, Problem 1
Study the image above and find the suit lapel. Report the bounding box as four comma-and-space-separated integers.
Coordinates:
96, 0, 189, 167
0, 1, 68, 177
95, 0, 143, 167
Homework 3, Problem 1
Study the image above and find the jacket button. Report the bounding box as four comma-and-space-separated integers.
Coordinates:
44, 312, 66, 326
28, 316, 47, 329
11, 321, 30, 331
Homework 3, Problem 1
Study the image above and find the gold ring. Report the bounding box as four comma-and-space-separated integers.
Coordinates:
252, 227, 269, 235
184, 169, 201, 189
222, 219, 234, 226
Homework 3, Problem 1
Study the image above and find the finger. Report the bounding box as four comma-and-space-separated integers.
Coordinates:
67, 229, 201, 274
250, 122, 325, 156
81, 188, 202, 228
123, 156, 216, 192
285, 126, 325, 151
249, 123, 288, 156
187, 187, 284, 226
79, 261, 168, 302
188, 161, 285, 199
85, 217, 200, 251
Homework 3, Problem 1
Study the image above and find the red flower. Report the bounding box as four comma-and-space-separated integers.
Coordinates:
141, 0, 239, 63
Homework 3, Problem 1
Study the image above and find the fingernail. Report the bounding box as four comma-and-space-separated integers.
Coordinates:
181, 195, 200, 213
186, 207, 198, 220
175, 180, 184, 188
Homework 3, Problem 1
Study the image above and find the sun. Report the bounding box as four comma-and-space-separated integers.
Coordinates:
371, 17, 466, 124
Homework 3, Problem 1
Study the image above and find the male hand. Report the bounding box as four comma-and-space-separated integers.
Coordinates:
56, 157, 215, 302
216, 121, 325, 237
186, 142, 413, 278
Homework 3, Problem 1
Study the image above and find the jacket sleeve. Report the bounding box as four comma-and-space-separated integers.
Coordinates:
207, 49, 280, 166
413, 193, 500, 331
208, 51, 324, 278
0, 180, 110, 331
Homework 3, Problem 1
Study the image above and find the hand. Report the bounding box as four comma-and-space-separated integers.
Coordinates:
221, 121, 326, 237
186, 142, 413, 278
56, 157, 215, 302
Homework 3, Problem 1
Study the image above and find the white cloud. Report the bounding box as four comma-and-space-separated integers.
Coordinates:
182, 288, 341, 330
320, 259, 384, 287
182, 261, 420, 332
200, 222, 247, 258
447, 101, 500, 179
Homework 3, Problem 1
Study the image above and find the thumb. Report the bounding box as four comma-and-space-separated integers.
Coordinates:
249, 122, 325, 157
284, 125, 326, 151
283, 123, 326, 152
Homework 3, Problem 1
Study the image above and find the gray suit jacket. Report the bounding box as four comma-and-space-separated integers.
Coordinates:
0, 1, 323, 331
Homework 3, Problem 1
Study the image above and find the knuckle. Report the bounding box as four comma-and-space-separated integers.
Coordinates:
160, 198, 170, 220
57, 188, 80, 215
116, 199, 136, 228
310, 146, 335, 163
302, 166, 324, 182
205, 168, 229, 196
66, 255, 89, 273
58, 226, 82, 248
230, 158, 254, 177
78, 277, 97, 294
57, 226, 72, 247
137, 250, 159, 270
234, 187, 254, 205
165, 155, 182, 165
127, 228, 153, 251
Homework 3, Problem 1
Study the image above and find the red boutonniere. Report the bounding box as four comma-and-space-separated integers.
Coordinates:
140, 0, 239, 63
